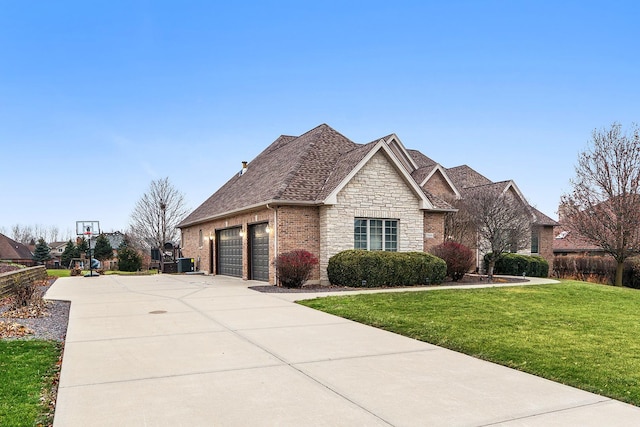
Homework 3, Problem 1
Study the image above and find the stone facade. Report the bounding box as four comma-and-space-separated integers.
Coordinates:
319, 151, 424, 284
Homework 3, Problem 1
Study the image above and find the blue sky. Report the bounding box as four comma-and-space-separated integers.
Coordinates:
1, 1, 638, 239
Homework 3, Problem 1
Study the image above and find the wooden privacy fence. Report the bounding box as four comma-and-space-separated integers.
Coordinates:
0, 266, 48, 298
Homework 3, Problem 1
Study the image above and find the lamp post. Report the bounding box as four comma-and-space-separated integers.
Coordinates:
160, 199, 166, 272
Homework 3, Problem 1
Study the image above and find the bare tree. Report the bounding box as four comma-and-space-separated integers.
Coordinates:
129, 177, 189, 255
561, 122, 640, 286
11, 224, 34, 244
458, 185, 531, 279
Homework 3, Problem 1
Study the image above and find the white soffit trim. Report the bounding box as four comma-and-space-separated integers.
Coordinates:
384, 134, 419, 171
323, 140, 434, 210
420, 164, 462, 199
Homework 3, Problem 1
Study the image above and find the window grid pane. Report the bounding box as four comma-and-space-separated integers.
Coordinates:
369, 220, 383, 250
354, 219, 367, 250
354, 218, 398, 252
385, 220, 398, 251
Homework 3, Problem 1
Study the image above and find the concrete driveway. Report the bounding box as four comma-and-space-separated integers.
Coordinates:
45, 274, 640, 426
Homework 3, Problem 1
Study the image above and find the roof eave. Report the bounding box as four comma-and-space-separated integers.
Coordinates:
178, 200, 319, 228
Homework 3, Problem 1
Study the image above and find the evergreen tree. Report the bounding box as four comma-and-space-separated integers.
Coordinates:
32, 238, 52, 265
117, 239, 142, 272
76, 237, 89, 258
60, 240, 76, 268
94, 234, 114, 262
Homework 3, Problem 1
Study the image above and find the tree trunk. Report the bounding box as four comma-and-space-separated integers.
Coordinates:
615, 261, 624, 287
487, 260, 495, 282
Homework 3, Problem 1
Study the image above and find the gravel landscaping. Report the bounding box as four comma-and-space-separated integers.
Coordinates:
0, 279, 69, 341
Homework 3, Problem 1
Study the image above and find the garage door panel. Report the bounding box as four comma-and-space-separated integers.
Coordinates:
217, 228, 242, 278
250, 223, 269, 282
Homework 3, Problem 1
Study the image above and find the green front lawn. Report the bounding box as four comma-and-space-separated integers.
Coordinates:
300, 281, 640, 406
0, 340, 61, 426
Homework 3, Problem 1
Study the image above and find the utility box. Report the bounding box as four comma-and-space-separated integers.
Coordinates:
177, 258, 195, 273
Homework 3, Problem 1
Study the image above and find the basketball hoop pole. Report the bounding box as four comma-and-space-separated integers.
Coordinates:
86, 227, 93, 277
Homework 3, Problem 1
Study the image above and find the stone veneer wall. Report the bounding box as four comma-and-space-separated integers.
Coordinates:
319, 151, 424, 284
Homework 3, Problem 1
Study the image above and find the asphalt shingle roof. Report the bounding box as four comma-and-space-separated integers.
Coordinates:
0, 233, 33, 260
447, 165, 493, 189
180, 124, 556, 227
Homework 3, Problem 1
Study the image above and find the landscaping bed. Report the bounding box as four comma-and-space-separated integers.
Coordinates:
250, 274, 527, 293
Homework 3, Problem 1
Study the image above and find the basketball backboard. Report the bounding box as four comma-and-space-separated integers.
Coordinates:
76, 221, 101, 237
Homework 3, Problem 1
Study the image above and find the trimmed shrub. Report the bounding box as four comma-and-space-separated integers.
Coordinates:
553, 255, 616, 284
327, 250, 446, 287
430, 241, 474, 281
485, 253, 549, 277
274, 249, 319, 288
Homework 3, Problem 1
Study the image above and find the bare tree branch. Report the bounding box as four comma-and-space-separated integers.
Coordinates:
560, 122, 640, 286
129, 177, 189, 251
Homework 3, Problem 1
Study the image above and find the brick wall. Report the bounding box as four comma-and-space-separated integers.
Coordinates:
423, 169, 457, 199
277, 206, 321, 282
181, 208, 275, 282
320, 151, 424, 284
423, 211, 446, 253
538, 225, 555, 274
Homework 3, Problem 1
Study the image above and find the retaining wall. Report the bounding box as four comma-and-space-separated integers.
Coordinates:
0, 266, 48, 298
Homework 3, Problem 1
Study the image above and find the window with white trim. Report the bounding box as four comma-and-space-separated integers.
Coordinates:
354, 218, 398, 251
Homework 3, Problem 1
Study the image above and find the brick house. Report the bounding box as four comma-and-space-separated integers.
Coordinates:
178, 124, 556, 284
0, 233, 34, 266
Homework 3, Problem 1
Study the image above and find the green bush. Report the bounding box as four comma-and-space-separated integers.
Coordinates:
485, 253, 549, 277
327, 250, 446, 287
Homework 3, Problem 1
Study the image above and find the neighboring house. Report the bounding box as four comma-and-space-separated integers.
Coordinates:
0, 233, 34, 266
553, 206, 604, 257
178, 124, 557, 284
96, 231, 125, 270
440, 167, 558, 269
47, 241, 68, 268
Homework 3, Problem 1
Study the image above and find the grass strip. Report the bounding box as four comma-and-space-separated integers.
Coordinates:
300, 280, 640, 406
0, 340, 62, 426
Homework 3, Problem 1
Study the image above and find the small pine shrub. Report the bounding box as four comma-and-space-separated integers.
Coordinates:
274, 249, 319, 288
430, 241, 474, 281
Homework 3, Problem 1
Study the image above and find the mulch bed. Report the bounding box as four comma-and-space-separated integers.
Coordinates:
250, 274, 528, 293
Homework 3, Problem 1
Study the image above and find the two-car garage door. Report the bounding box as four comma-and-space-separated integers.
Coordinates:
216, 224, 269, 281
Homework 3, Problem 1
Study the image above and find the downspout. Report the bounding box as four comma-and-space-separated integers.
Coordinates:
266, 204, 278, 285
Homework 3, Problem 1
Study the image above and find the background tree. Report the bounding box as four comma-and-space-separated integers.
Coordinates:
76, 237, 89, 256
32, 238, 52, 265
561, 122, 640, 287
60, 239, 77, 268
129, 177, 188, 255
457, 185, 531, 279
117, 238, 142, 272
93, 234, 114, 264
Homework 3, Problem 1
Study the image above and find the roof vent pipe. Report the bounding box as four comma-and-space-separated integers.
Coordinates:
240, 161, 248, 176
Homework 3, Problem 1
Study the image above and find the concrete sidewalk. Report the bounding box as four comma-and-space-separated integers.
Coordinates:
46, 274, 640, 426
